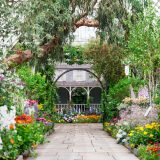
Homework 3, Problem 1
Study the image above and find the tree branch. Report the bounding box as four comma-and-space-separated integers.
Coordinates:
5, 50, 32, 66
5, 36, 60, 66
75, 18, 99, 28
5, 0, 100, 66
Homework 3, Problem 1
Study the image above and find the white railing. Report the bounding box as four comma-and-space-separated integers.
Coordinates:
55, 104, 101, 114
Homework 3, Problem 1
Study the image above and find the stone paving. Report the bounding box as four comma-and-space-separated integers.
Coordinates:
28, 124, 139, 160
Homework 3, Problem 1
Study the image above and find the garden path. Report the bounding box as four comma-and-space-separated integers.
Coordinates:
28, 124, 139, 160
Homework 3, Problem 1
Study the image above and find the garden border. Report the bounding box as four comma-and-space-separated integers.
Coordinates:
16, 124, 54, 160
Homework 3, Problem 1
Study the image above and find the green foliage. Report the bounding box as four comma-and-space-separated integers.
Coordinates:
109, 77, 146, 103
72, 88, 87, 104
17, 66, 47, 102
84, 39, 124, 85
138, 145, 159, 160
16, 123, 44, 153
129, 123, 160, 146
127, 6, 160, 72
125, 4, 160, 106
17, 65, 57, 116
101, 91, 117, 122
97, 0, 146, 44
64, 45, 85, 65
103, 122, 118, 138
0, 59, 24, 107
0, 122, 45, 160
1, 0, 71, 52
101, 77, 145, 121
0, 0, 99, 67
0, 129, 20, 160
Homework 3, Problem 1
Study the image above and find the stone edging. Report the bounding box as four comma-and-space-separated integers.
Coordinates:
104, 128, 139, 158
124, 142, 138, 156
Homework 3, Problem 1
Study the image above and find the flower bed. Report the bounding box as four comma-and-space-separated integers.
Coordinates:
103, 122, 118, 138
73, 115, 101, 123
54, 114, 101, 123
0, 106, 54, 160
0, 56, 56, 159
128, 122, 160, 147
103, 121, 160, 160
103, 91, 160, 160
138, 144, 160, 160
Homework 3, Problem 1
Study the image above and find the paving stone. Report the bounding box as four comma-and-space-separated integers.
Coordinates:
27, 124, 139, 160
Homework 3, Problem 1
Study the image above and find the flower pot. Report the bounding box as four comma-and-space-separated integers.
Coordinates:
16, 155, 23, 160
23, 150, 30, 158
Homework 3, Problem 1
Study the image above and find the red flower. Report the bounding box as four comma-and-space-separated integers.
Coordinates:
15, 114, 33, 124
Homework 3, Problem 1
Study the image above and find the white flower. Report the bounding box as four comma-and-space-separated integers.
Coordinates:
122, 139, 127, 143
122, 132, 127, 136
123, 121, 129, 126
0, 69, 4, 74
0, 137, 3, 150
116, 133, 123, 138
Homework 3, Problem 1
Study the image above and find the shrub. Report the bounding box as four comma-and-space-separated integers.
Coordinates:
16, 122, 44, 153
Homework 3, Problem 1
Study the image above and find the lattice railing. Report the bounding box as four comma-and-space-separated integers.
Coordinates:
55, 104, 101, 114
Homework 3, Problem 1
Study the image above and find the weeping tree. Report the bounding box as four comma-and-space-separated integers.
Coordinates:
1, 0, 99, 66
97, 0, 147, 45
2, 0, 148, 66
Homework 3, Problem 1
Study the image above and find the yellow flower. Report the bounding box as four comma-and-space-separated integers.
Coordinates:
38, 104, 43, 110
104, 122, 110, 126
149, 134, 154, 138
135, 126, 140, 130
130, 130, 134, 133
143, 131, 148, 135
129, 133, 133, 137
130, 144, 135, 148
32, 143, 38, 149
145, 124, 153, 129
139, 127, 144, 131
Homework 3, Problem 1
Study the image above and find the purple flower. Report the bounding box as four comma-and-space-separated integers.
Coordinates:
0, 74, 4, 81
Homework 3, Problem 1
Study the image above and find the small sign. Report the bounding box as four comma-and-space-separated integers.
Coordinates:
125, 65, 129, 76
144, 106, 152, 117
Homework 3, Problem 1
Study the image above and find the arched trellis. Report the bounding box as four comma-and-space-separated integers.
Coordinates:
54, 68, 105, 90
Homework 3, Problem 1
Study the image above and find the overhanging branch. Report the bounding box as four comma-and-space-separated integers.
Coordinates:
5, 18, 99, 66
75, 18, 99, 28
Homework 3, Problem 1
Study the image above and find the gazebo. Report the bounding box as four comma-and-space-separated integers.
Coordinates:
55, 63, 102, 114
